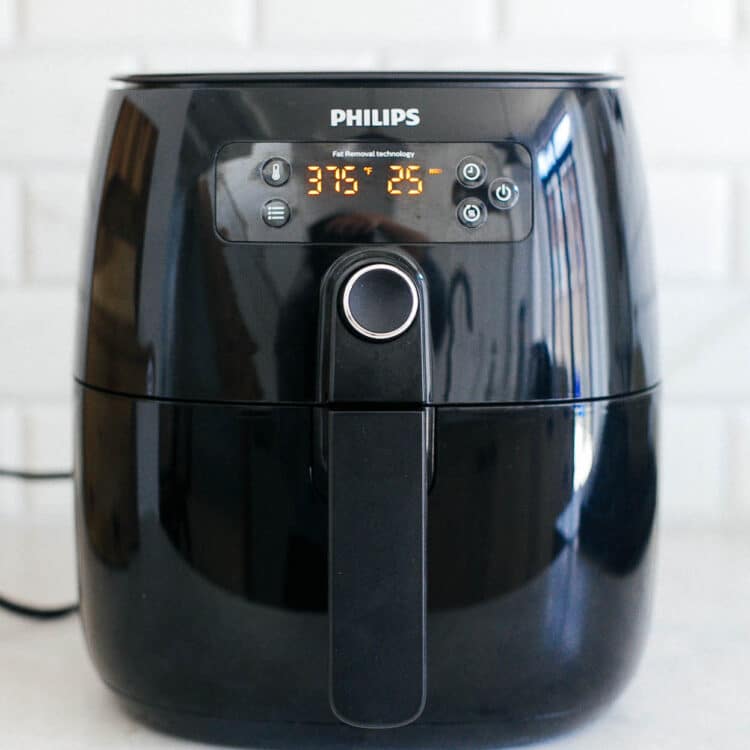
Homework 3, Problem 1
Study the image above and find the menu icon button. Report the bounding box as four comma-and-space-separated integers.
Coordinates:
262, 199, 291, 227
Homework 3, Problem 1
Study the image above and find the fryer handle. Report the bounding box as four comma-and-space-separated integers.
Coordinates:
328, 408, 427, 729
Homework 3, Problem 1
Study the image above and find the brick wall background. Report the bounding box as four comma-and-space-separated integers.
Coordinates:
0, 0, 748, 601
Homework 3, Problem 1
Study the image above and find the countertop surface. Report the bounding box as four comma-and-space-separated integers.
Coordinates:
1, 530, 748, 749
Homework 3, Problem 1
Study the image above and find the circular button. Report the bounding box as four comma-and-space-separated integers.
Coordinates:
457, 156, 487, 187
457, 197, 487, 229
262, 199, 290, 227
261, 157, 291, 186
488, 177, 520, 210
342, 264, 419, 341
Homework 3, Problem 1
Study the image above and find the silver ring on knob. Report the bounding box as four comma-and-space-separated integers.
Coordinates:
341, 263, 419, 341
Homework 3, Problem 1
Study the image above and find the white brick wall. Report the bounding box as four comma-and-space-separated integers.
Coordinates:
0, 403, 24, 516
0, 289, 75, 399
740, 0, 750, 35
259, 0, 497, 44
739, 174, 750, 280
661, 404, 730, 526
628, 51, 750, 162
0, 53, 135, 164
26, 171, 86, 283
731, 408, 750, 519
24, 0, 253, 45
0, 0, 747, 535
0, 0, 14, 47
648, 169, 732, 282
506, 0, 736, 42
0, 173, 22, 283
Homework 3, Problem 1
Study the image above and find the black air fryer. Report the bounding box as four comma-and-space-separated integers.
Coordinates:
75, 73, 659, 747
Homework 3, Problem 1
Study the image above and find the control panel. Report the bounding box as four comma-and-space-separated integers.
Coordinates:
215, 142, 532, 244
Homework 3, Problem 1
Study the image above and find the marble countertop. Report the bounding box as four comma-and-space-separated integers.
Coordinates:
1, 529, 747, 749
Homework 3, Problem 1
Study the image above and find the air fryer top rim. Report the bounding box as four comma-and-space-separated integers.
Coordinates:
112, 71, 623, 89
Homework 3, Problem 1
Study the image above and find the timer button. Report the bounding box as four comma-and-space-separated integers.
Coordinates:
457, 156, 487, 187
342, 264, 419, 341
262, 199, 290, 227
457, 197, 487, 229
488, 177, 520, 210
261, 157, 291, 186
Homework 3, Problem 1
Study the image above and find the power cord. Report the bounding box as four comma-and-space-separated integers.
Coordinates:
0, 468, 73, 481
0, 467, 79, 619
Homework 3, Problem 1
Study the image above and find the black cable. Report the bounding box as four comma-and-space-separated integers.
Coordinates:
0, 467, 79, 619
0, 468, 73, 481
0, 595, 78, 619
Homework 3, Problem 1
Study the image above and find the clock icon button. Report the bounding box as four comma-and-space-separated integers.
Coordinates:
457, 156, 487, 187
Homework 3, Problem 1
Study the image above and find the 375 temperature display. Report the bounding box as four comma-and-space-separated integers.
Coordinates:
306, 164, 434, 197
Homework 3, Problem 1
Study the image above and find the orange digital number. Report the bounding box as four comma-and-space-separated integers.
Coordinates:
324, 165, 359, 195
405, 164, 423, 195
324, 165, 338, 193
387, 165, 404, 195
307, 166, 322, 196
341, 165, 358, 195
388, 165, 423, 196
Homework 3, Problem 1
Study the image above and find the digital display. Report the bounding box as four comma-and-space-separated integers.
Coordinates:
215, 142, 532, 244
303, 154, 437, 198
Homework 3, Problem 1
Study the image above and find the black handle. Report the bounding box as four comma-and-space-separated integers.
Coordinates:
317, 250, 432, 729
328, 409, 427, 728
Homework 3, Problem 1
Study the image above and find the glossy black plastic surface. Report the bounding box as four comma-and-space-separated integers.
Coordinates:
76, 384, 658, 747
76, 76, 657, 405
76, 74, 659, 747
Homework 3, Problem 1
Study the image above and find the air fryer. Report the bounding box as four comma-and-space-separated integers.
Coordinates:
74, 72, 659, 748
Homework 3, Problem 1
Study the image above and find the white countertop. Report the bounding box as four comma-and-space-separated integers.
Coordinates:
1, 530, 748, 750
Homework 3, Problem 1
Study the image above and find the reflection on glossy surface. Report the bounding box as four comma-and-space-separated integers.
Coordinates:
77, 383, 657, 745
83, 99, 158, 391
79, 388, 139, 567
76, 84, 657, 404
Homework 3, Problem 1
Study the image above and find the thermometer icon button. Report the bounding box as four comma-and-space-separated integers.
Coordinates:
261, 157, 291, 187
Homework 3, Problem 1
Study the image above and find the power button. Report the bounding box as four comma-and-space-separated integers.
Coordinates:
488, 177, 520, 210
